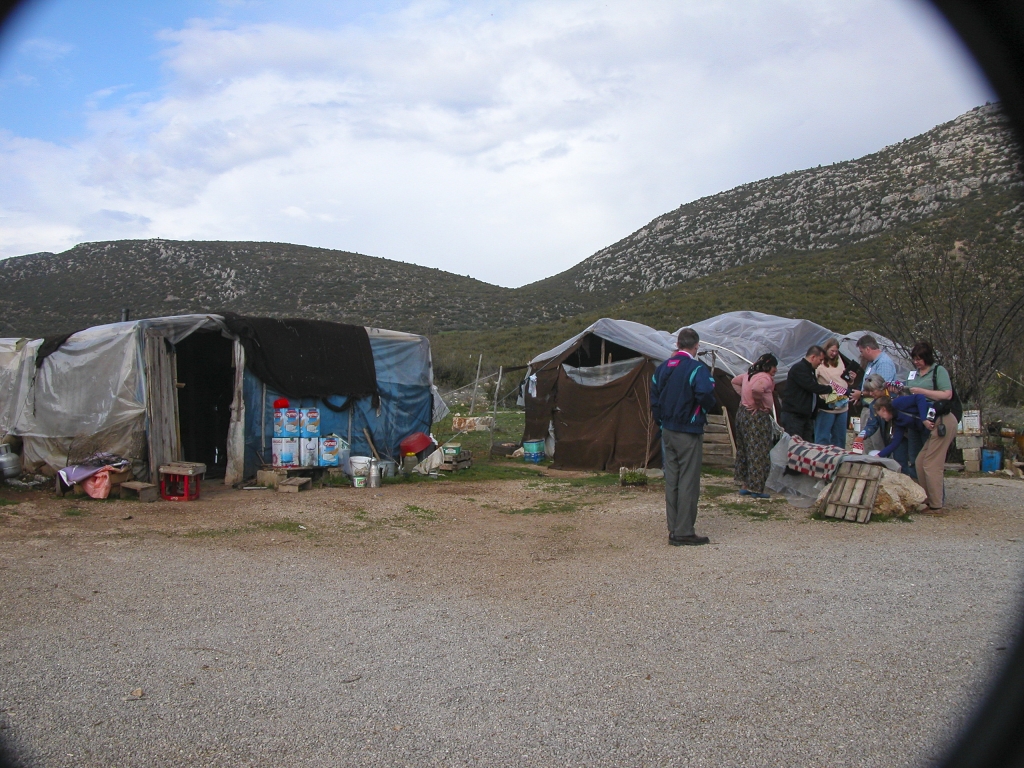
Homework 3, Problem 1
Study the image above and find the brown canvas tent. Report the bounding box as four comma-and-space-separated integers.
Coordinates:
522, 319, 678, 471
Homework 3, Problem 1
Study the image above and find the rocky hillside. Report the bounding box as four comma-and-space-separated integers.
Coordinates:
1, 104, 1021, 339
0, 240, 531, 338
523, 104, 1023, 304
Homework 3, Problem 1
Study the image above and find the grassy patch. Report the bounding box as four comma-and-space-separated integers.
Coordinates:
183, 526, 242, 538
719, 500, 786, 520
501, 499, 585, 515
528, 473, 621, 491
701, 466, 735, 478
620, 469, 648, 487
405, 504, 438, 521
341, 506, 441, 533
184, 519, 310, 538
0, 498, 21, 507
871, 512, 914, 523
438, 462, 545, 483
63, 507, 86, 517
255, 519, 307, 534
701, 484, 736, 499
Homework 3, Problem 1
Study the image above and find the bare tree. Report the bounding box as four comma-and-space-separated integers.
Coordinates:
849, 236, 1024, 406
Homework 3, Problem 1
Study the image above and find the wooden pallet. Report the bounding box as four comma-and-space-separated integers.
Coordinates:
823, 462, 884, 523
278, 476, 312, 493
439, 449, 473, 472
702, 412, 736, 468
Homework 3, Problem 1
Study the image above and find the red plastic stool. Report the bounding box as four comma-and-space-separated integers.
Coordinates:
158, 462, 206, 501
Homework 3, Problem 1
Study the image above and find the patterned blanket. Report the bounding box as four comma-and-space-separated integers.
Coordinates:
786, 436, 850, 481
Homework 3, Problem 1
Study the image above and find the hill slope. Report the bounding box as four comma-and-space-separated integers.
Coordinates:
521, 104, 1022, 305
0, 241, 528, 337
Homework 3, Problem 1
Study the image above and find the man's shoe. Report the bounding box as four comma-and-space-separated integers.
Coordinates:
669, 534, 710, 546
738, 488, 751, 496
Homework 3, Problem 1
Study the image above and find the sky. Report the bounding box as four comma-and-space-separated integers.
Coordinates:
0, 0, 995, 287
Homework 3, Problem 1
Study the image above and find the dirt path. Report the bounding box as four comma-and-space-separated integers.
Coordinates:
1, 473, 1022, 767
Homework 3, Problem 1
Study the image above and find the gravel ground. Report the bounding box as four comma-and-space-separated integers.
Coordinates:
0, 472, 1022, 767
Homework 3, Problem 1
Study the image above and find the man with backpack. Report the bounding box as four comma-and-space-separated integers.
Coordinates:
650, 328, 719, 546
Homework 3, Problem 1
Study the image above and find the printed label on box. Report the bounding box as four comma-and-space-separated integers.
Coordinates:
272, 438, 299, 467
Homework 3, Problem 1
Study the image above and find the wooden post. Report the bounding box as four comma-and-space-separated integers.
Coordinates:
600, 338, 606, 366
468, 354, 483, 415
489, 366, 503, 455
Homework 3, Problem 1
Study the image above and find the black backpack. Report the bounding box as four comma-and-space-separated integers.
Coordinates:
930, 365, 963, 423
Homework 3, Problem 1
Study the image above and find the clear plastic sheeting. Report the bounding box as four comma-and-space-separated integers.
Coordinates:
1, 315, 225, 441
838, 330, 913, 380
530, 318, 677, 366
682, 311, 836, 380
562, 358, 644, 387
0, 338, 39, 437
16, 323, 144, 438
21, 417, 147, 479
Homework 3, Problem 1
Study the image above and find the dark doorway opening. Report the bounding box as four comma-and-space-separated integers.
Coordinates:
562, 334, 642, 368
175, 331, 234, 479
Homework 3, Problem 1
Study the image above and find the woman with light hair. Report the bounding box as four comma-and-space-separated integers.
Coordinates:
813, 338, 852, 448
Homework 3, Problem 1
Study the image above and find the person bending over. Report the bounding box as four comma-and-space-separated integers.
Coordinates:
870, 394, 931, 479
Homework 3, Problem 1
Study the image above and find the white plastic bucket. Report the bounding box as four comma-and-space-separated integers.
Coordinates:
349, 456, 373, 477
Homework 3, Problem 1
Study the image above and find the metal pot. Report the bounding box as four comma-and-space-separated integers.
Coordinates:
0, 444, 21, 480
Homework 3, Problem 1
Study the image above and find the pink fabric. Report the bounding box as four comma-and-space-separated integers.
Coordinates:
731, 372, 775, 412
81, 469, 112, 499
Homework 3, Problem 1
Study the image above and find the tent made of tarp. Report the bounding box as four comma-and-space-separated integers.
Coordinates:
679, 311, 847, 439
523, 319, 678, 471
683, 311, 837, 380
0, 315, 446, 484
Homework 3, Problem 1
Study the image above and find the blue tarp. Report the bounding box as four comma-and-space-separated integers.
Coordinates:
241, 329, 434, 477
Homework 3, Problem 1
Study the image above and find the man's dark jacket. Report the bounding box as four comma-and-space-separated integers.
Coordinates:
780, 358, 834, 417
650, 351, 719, 434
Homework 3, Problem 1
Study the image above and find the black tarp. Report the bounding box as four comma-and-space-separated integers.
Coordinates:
221, 314, 378, 403
35, 330, 81, 368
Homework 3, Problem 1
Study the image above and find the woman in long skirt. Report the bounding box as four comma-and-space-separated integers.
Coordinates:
731, 353, 778, 499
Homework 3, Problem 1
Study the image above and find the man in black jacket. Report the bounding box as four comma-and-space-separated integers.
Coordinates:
780, 345, 833, 442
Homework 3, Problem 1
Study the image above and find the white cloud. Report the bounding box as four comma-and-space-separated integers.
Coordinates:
17, 37, 73, 62
0, 0, 994, 285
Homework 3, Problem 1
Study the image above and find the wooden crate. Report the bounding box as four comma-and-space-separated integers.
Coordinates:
823, 462, 884, 523
119, 481, 159, 502
439, 449, 473, 472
